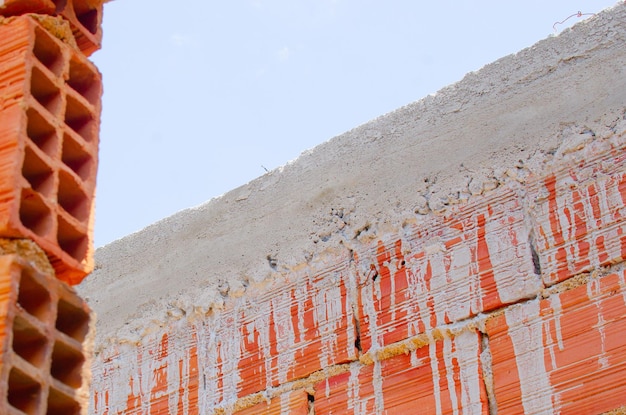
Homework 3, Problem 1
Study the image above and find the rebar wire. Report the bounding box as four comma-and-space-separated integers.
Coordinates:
553, 11, 596, 32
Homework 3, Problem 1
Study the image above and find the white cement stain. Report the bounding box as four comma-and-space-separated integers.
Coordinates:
314, 272, 343, 368
405, 259, 429, 338
587, 279, 610, 370
543, 295, 564, 372
505, 301, 556, 414
442, 336, 460, 415
455, 331, 484, 415
272, 291, 296, 384
549, 295, 565, 351
447, 243, 473, 322
428, 338, 443, 415
429, 250, 449, 327
347, 365, 367, 415
485, 205, 541, 304
410, 348, 423, 368
280, 392, 291, 415
372, 359, 385, 415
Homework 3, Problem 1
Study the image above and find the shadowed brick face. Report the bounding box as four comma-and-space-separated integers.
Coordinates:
0, 15, 101, 285
81, 3, 626, 415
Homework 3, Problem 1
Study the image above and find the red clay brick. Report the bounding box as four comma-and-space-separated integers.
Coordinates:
0, 253, 93, 414
528, 143, 626, 286
59, 0, 104, 57
486, 270, 626, 414
0, 15, 101, 285
0, 0, 103, 56
314, 330, 488, 414
356, 185, 540, 354
234, 390, 310, 415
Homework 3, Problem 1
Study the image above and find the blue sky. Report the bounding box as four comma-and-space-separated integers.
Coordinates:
91, 1, 619, 246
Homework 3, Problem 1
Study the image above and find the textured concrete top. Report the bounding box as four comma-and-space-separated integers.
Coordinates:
78, 3, 626, 348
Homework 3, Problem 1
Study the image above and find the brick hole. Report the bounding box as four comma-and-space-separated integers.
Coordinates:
12, 315, 49, 368
17, 268, 52, 322
46, 386, 81, 415
22, 144, 55, 197
529, 235, 542, 275
61, 132, 93, 181
50, 340, 84, 388
64, 94, 95, 142
8, 367, 42, 415
26, 107, 58, 157
57, 169, 88, 221
30, 65, 62, 116
67, 56, 100, 105
19, 189, 53, 238
72, 1, 99, 35
57, 215, 88, 262
56, 298, 89, 342
54, 0, 67, 13
353, 312, 362, 353
33, 26, 64, 77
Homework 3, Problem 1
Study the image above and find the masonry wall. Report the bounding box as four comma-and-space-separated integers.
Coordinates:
79, 4, 626, 414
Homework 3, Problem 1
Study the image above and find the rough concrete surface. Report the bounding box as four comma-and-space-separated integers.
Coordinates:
78, 2, 626, 350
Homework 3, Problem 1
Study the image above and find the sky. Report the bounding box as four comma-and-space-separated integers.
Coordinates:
91, 0, 620, 247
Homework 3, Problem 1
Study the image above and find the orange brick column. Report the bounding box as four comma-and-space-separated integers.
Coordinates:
0, 15, 101, 285
0, 3, 105, 414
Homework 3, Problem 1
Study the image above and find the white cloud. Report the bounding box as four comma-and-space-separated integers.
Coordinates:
276, 46, 290, 62
325, 0, 340, 18
169, 33, 192, 46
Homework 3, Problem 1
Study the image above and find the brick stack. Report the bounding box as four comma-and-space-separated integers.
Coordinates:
0, 247, 93, 415
0, 1, 104, 413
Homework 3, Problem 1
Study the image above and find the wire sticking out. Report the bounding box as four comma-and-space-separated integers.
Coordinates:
553, 11, 595, 33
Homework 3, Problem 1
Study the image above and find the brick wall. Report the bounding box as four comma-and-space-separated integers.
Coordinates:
92, 127, 626, 414
80, 3, 626, 415
86, 126, 626, 413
